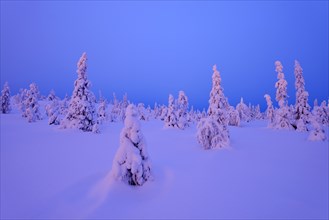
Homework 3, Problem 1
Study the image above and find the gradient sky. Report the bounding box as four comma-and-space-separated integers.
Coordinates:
1, 1, 328, 110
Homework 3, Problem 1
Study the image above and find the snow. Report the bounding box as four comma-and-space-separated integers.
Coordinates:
1, 107, 328, 219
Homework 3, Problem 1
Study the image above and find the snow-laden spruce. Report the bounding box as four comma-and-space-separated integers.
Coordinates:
312, 100, 329, 126
228, 106, 240, 126
177, 90, 190, 129
23, 83, 42, 122
308, 115, 327, 141
197, 64, 230, 149
197, 116, 230, 149
264, 94, 275, 127
207, 64, 229, 136
61, 52, 96, 132
1, 82, 11, 114
236, 97, 251, 122
97, 100, 107, 124
45, 99, 61, 125
293, 60, 310, 131
111, 104, 152, 186
165, 94, 179, 128
273, 61, 293, 129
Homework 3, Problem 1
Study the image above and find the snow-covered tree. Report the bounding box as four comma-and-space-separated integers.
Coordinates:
228, 106, 240, 126
236, 98, 251, 122
253, 105, 263, 120
177, 91, 189, 129
164, 94, 178, 128
293, 60, 310, 131
111, 104, 152, 186
159, 105, 168, 121
137, 103, 148, 121
273, 61, 293, 129
312, 101, 329, 125
24, 83, 42, 122
45, 99, 60, 125
264, 94, 275, 127
308, 115, 327, 141
97, 100, 107, 124
208, 64, 229, 116
196, 117, 230, 149
61, 52, 96, 131
207, 64, 230, 135
47, 89, 59, 101
0, 82, 11, 114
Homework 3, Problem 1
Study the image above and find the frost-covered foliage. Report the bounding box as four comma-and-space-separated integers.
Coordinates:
208, 65, 229, 116
293, 60, 310, 131
47, 89, 59, 101
275, 61, 288, 108
196, 117, 230, 149
1, 82, 11, 114
159, 105, 168, 121
110, 93, 129, 122
236, 98, 251, 122
24, 83, 42, 122
264, 94, 275, 126
228, 106, 240, 126
253, 105, 263, 120
45, 99, 60, 125
111, 104, 152, 186
165, 94, 178, 128
137, 103, 148, 121
273, 61, 292, 129
197, 64, 230, 149
207, 65, 230, 137
97, 100, 107, 124
312, 101, 329, 126
177, 91, 190, 129
308, 116, 327, 141
61, 52, 96, 131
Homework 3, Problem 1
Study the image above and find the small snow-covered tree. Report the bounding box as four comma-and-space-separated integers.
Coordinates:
24, 83, 42, 122
293, 60, 310, 131
159, 105, 168, 121
61, 52, 96, 131
228, 106, 240, 126
264, 94, 275, 126
0, 82, 11, 114
207, 65, 230, 135
111, 104, 152, 186
308, 115, 326, 141
312, 101, 329, 126
164, 94, 178, 128
236, 97, 251, 122
45, 99, 60, 125
97, 100, 107, 124
47, 89, 58, 101
177, 91, 189, 129
273, 61, 293, 129
196, 116, 230, 149
137, 103, 147, 121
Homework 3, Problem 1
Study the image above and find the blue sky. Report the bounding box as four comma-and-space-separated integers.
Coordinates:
1, 1, 328, 110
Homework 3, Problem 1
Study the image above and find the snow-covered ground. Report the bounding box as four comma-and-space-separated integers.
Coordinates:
1, 108, 328, 219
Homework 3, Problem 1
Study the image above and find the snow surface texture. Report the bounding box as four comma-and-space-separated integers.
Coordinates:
111, 104, 152, 186
1, 105, 328, 219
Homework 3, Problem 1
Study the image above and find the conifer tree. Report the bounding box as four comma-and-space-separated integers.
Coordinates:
61, 52, 96, 131
165, 94, 178, 128
273, 61, 292, 129
264, 94, 275, 126
293, 60, 310, 131
111, 104, 152, 186
24, 83, 42, 122
0, 82, 11, 114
